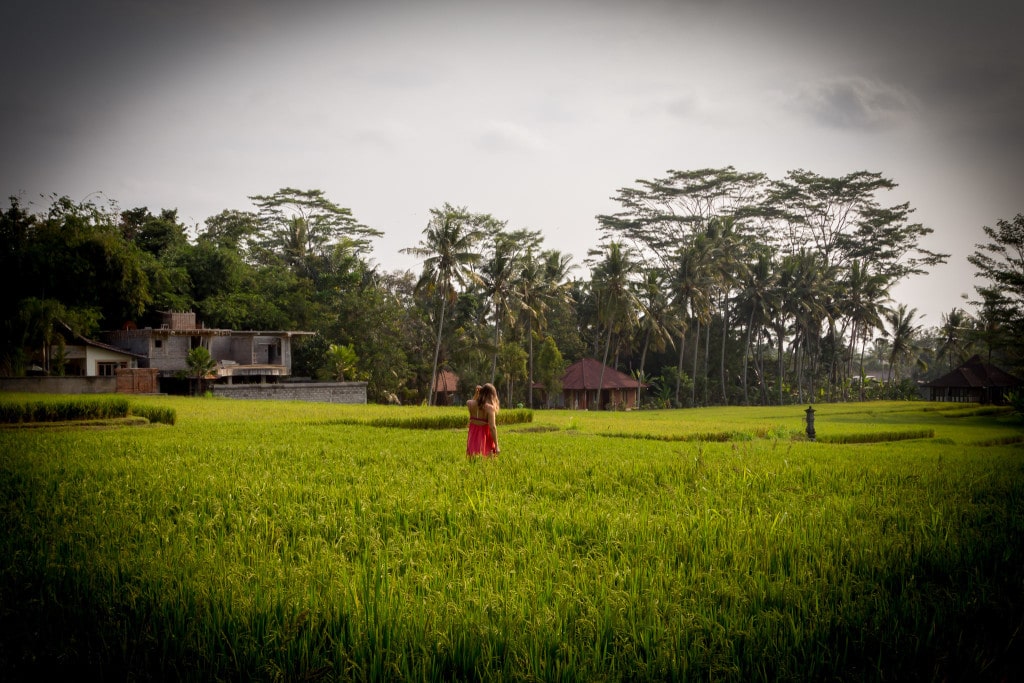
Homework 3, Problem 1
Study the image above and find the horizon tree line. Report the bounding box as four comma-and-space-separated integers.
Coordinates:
2, 169, 1022, 407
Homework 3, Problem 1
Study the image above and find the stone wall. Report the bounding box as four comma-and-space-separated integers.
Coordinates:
211, 382, 367, 404
0, 376, 117, 394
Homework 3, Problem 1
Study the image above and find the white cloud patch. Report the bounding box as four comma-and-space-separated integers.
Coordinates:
793, 77, 917, 131
475, 120, 548, 153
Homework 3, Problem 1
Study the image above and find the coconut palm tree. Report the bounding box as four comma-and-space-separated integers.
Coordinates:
671, 237, 714, 406
769, 249, 832, 404
884, 303, 922, 388
788, 249, 836, 403
516, 248, 573, 407
634, 267, 677, 380
734, 248, 777, 405
705, 217, 746, 405
838, 259, 890, 399
937, 307, 972, 372
480, 230, 531, 382
591, 241, 638, 409
402, 204, 496, 405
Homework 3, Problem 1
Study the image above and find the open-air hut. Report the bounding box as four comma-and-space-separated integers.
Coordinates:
561, 358, 645, 410
925, 355, 1023, 404
432, 369, 460, 406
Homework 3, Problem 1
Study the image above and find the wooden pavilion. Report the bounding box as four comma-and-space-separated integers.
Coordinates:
924, 355, 1023, 404
560, 358, 645, 410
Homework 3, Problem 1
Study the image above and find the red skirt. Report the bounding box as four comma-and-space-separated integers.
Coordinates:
467, 417, 497, 456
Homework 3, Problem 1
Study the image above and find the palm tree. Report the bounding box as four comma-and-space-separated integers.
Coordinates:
788, 250, 836, 403
634, 267, 676, 380
938, 307, 971, 372
516, 248, 572, 408
186, 346, 217, 396
706, 217, 746, 405
402, 204, 494, 406
591, 242, 638, 409
884, 303, 922, 388
326, 343, 359, 381
769, 249, 832, 404
480, 231, 517, 382
734, 248, 777, 405
671, 238, 713, 407
838, 259, 890, 399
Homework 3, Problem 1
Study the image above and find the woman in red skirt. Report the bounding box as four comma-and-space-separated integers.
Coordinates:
466, 383, 500, 458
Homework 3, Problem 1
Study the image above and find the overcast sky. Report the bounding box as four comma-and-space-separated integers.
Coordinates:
3, 0, 1022, 327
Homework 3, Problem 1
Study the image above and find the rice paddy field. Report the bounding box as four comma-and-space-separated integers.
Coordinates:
1, 395, 1022, 681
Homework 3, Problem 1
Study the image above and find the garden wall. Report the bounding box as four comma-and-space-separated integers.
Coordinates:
0, 376, 117, 394
211, 381, 367, 404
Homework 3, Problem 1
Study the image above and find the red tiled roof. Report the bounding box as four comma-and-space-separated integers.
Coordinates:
433, 369, 460, 393
926, 355, 1023, 388
560, 358, 644, 390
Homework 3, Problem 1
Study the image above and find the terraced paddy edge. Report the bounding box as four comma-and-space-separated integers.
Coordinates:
1, 396, 1022, 680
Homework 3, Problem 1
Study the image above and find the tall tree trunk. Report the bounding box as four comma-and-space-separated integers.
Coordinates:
858, 334, 868, 401
491, 316, 500, 384
743, 307, 755, 406
757, 329, 769, 405
527, 317, 534, 409
704, 318, 711, 406
428, 296, 447, 407
639, 328, 651, 380
720, 298, 729, 406
777, 326, 784, 406
675, 328, 687, 407
692, 319, 701, 407
597, 324, 613, 410
794, 337, 802, 405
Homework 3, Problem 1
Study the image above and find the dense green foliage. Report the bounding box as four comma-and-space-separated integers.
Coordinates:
1, 398, 1022, 680
3, 182, 1022, 406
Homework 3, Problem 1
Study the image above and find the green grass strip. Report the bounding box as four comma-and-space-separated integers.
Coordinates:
316, 408, 534, 430
817, 429, 935, 444
939, 405, 1015, 418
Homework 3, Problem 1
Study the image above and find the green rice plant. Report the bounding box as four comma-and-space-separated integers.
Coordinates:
316, 408, 533, 430
599, 429, 747, 443
127, 403, 177, 426
2, 396, 1022, 680
969, 434, 1024, 447
816, 429, 935, 444
0, 395, 131, 423
939, 405, 1015, 418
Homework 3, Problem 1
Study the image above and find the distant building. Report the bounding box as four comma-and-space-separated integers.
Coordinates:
51, 321, 145, 377
432, 369, 460, 406
924, 355, 1023, 404
560, 358, 645, 410
102, 311, 314, 385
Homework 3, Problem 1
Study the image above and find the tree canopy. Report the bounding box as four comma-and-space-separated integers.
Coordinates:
3, 171, 1015, 406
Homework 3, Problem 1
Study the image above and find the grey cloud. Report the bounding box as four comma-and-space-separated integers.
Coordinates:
793, 77, 918, 131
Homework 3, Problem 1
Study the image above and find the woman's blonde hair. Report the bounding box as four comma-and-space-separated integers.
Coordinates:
478, 382, 500, 410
